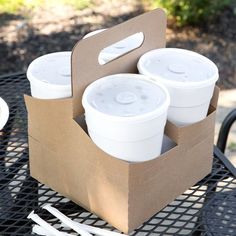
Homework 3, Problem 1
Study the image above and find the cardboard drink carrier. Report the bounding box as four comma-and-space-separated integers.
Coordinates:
24, 8, 219, 233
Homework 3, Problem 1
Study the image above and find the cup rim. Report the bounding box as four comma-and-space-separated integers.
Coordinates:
137, 48, 219, 89
82, 73, 170, 123
26, 51, 72, 88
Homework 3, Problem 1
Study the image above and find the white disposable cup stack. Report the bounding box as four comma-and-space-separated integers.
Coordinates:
0, 97, 9, 130
137, 48, 219, 126
27, 52, 72, 99
82, 73, 170, 162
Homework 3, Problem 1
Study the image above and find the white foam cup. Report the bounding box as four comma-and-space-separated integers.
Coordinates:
82, 73, 170, 162
27, 51, 72, 99
137, 48, 219, 126
0, 97, 9, 130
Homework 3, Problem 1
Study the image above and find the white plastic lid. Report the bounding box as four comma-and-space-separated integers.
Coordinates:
0, 97, 9, 130
82, 74, 170, 122
138, 48, 219, 88
27, 51, 71, 87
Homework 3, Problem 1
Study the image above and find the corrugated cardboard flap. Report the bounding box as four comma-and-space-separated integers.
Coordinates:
165, 86, 219, 147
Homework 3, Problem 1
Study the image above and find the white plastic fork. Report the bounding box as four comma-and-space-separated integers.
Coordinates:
32, 224, 72, 236
43, 205, 127, 236
43, 205, 92, 236
28, 211, 69, 236
61, 221, 128, 236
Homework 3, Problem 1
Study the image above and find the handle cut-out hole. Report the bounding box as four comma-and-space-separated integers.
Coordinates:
98, 32, 144, 65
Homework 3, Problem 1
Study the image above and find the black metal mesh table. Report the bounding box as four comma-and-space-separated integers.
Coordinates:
1, 73, 236, 236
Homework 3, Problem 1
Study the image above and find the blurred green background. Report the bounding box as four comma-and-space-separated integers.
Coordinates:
152, 0, 232, 26
0, 0, 92, 13
0, 0, 233, 25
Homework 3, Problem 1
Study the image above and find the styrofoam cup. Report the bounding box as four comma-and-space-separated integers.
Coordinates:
82, 73, 170, 162
0, 97, 9, 130
138, 48, 219, 126
27, 52, 72, 99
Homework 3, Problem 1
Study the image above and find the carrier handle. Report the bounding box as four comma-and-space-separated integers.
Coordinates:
71, 8, 167, 117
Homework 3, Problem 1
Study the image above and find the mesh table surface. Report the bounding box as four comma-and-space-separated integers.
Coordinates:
0, 73, 236, 236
